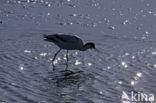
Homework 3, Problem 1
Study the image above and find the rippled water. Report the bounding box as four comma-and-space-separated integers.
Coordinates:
1, 0, 156, 103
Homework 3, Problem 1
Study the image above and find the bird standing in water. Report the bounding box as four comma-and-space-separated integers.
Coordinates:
43, 33, 97, 70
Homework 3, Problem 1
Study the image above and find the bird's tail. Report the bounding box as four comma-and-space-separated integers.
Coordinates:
43, 34, 49, 41
43, 34, 49, 39
43, 34, 56, 42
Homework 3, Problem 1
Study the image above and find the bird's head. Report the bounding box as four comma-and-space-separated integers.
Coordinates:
83, 42, 101, 52
83, 42, 97, 50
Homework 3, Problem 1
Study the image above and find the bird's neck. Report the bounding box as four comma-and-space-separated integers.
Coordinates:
81, 45, 90, 51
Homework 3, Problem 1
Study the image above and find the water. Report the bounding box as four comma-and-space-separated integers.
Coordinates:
1, 0, 156, 103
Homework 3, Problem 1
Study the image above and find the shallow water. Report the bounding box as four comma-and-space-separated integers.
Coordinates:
1, 0, 156, 103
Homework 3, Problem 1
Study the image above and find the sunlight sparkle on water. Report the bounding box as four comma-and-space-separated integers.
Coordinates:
75, 51, 78, 55
75, 60, 81, 65
40, 53, 48, 56
34, 56, 38, 59
47, 12, 51, 16
24, 50, 31, 53
152, 51, 156, 55
19, 64, 24, 70
136, 72, 142, 77
107, 66, 111, 69
144, 31, 149, 35
53, 60, 58, 64
57, 57, 61, 61
87, 62, 92, 66
131, 80, 135, 86
121, 61, 128, 68
122, 19, 129, 25
67, 0, 71, 2
45, 1, 51, 7
49, 58, 58, 64
99, 91, 103, 95
17, 1, 21, 4
63, 54, 67, 60
27, 0, 30, 3
108, 26, 116, 30
125, 53, 129, 56
141, 36, 147, 40
131, 56, 135, 59
118, 81, 123, 84
72, 13, 77, 17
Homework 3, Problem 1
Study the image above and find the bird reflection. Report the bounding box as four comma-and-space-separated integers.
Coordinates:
46, 68, 85, 88
56, 71, 82, 87
52, 61, 69, 71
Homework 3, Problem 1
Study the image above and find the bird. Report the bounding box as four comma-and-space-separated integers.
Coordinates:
43, 33, 97, 70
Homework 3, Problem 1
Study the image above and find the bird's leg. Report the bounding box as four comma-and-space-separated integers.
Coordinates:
65, 50, 69, 70
52, 49, 61, 70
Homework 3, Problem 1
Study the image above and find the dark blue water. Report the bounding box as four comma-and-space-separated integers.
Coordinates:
0, 0, 156, 103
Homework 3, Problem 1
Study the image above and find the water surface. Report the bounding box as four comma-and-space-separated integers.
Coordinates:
1, 0, 156, 103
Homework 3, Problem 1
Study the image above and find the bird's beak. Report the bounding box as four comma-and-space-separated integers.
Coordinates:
94, 48, 100, 52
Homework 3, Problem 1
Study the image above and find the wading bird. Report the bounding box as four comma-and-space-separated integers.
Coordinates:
43, 33, 97, 70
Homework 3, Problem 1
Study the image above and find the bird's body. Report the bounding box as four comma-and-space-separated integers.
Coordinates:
43, 33, 96, 70
44, 33, 84, 50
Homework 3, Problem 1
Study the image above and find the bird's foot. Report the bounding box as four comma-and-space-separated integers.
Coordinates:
52, 65, 56, 71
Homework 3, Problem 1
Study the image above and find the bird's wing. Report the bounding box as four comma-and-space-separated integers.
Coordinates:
53, 34, 68, 42
43, 33, 84, 50
53, 33, 83, 44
